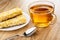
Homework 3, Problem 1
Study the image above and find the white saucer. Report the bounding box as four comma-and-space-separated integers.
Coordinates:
0, 12, 30, 31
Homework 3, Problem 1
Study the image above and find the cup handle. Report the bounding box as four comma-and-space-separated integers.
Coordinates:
49, 14, 57, 25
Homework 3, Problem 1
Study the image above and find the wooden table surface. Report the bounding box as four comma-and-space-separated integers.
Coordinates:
0, 0, 60, 40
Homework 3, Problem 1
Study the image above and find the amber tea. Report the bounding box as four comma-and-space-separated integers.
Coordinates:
29, 4, 54, 27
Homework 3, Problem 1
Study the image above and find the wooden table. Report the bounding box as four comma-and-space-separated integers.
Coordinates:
0, 0, 60, 40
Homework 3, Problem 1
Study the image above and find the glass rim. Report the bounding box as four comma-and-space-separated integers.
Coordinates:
28, 1, 55, 8
28, 1, 55, 14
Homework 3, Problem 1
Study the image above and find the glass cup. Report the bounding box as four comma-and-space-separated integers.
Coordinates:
28, 1, 57, 27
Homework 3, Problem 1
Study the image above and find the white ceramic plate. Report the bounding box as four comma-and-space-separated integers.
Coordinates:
0, 12, 30, 31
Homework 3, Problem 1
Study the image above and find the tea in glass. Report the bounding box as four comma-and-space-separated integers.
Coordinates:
29, 1, 56, 27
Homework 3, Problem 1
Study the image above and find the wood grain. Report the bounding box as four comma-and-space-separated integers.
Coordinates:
0, 0, 60, 40
0, 21, 60, 40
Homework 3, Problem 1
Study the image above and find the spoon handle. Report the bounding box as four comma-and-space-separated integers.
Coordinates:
5, 34, 24, 40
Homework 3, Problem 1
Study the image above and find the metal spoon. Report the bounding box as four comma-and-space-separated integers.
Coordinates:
5, 27, 36, 40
